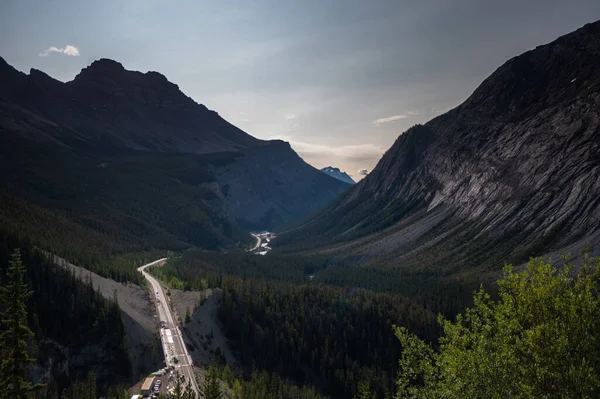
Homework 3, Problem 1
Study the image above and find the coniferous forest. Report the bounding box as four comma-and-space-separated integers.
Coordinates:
150, 249, 600, 399
0, 231, 132, 398
150, 250, 472, 398
217, 277, 438, 398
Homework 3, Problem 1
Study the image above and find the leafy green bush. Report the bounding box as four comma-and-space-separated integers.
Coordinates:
395, 254, 600, 398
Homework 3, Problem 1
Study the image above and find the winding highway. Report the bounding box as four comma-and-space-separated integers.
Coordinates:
249, 232, 274, 255
137, 259, 200, 395
250, 233, 261, 251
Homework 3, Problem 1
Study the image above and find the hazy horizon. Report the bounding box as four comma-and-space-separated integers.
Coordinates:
1, 0, 599, 179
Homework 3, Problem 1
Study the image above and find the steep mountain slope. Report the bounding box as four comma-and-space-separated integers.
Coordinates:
321, 166, 356, 184
216, 144, 352, 228
0, 58, 348, 268
277, 21, 600, 273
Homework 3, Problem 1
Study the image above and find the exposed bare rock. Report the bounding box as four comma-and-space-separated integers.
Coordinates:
170, 288, 240, 371
279, 20, 600, 271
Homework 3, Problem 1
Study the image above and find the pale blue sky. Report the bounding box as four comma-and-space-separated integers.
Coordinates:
1, 0, 599, 177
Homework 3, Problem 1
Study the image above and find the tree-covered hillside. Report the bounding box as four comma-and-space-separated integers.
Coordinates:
0, 133, 253, 282
0, 232, 132, 397
150, 250, 465, 398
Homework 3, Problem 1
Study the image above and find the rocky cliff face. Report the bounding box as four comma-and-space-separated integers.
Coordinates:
279, 21, 600, 271
0, 57, 348, 236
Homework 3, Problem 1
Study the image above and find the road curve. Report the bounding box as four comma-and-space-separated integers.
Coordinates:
249, 233, 261, 251
137, 259, 200, 395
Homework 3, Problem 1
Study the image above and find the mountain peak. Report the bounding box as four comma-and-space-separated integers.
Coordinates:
460, 20, 600, 118
0, 56, 22, 77
71, 58, 184, 97
72, 58, 128, 85
84, 58, 125, 73
320, 166, 355, 184
29, 68, 55, 80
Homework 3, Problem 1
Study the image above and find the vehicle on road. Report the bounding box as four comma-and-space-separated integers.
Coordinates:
140, 376, 156, 396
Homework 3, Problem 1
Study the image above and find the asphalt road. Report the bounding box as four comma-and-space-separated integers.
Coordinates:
249, 233, 261, 251
249, 232, 274, 255
138, 259, 200, 395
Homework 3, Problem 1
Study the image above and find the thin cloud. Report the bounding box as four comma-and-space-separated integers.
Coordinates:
39, 45, 80, 57
278, 138, 384, 162
284, 112, 297, 120
372, 110, 420, 126
372, 114, 407, 126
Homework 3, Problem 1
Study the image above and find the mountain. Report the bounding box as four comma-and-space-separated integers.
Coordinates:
320, 166, 356, 184
0, 58, 260, 153
216, 144, 352, 229
277, 21, 600, 273
0, 57, 348, 276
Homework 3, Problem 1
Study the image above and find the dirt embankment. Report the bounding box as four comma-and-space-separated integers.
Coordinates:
170, 288, 239, 372
52, 256, 162, 380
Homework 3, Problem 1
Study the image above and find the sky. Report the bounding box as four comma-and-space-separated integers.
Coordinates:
1, 0, 599, 180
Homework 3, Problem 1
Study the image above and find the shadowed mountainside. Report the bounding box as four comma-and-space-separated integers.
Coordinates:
276, 20, 600, 274
0, 57, 349, 277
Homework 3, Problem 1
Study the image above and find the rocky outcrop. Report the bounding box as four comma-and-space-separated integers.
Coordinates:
279, 20, 600, 270
321, 166, 355, 184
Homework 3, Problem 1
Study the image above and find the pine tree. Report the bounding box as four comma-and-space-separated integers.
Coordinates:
172, 373, 186, 399
201, 365, 223, 399
222, 364, 234, 388
184, 380, 197, 399
0, 249, 43, 399
354, 381, 374, 399
231, 379, 242, 399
